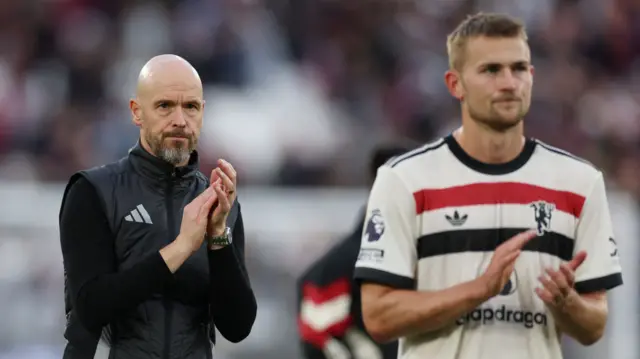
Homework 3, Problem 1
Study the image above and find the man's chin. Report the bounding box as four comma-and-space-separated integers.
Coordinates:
477, 115, 523, 132
158, 148, 191, 165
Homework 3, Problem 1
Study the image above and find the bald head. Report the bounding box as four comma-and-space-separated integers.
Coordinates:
136, 54, 203, 100
130, 54, 205, 166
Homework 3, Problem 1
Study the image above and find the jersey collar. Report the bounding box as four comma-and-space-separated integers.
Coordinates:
445, 134, 536, 175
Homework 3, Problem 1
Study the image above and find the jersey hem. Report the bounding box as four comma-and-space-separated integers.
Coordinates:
354, 267, 415, 289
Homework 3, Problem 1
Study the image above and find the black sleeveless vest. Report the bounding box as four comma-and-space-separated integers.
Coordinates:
61, 142, 239, 359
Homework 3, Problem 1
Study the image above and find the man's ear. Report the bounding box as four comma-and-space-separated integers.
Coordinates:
444, 69, 465, 101
130, 99, 143, 127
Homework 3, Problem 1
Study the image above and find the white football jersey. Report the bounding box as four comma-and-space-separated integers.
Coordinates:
354, 135, 623, 359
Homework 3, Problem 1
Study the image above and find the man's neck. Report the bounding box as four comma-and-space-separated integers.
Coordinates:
453, 121, 525, 164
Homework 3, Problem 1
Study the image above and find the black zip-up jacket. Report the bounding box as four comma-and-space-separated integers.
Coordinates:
59, 142, 257, 359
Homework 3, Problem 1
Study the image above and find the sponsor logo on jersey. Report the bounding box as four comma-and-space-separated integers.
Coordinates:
499, 270, 518, 296
457, 305, 548, 329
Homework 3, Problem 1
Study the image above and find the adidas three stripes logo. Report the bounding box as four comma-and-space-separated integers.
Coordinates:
124, 204, 153, 224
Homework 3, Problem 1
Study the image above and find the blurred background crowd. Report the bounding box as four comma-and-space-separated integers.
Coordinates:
0, 0, 639, 358
2, 0, 640, 192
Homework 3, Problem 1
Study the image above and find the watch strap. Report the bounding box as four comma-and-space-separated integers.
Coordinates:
207, 227, 231, 246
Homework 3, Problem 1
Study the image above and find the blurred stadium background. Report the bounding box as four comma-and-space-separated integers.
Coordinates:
0, 0, 638, 358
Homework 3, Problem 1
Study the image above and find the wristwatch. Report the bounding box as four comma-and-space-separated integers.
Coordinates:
207, 227, 232, 247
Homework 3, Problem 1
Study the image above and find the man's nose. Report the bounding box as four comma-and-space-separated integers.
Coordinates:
497, 70, 517, 91
171, 111, 187, 127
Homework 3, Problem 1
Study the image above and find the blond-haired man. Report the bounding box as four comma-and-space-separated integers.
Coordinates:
355, 13, 622, 359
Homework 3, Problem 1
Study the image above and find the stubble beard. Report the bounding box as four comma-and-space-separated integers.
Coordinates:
146, 132, 197, 166
467, 102, 527, 132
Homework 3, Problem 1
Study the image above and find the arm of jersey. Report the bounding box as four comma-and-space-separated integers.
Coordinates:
551, 172, 623, 345
354, 166, 488, 343
208, 207, 257, 343
353, 166, 418, 289
573, 172, 623, 293
59, 177, 174, 330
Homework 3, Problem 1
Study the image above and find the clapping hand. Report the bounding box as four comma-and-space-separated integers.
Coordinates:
481, 230, 537, 298
535, 251, 587, 310
176, 185, 219, 254
207, 159, 237, 238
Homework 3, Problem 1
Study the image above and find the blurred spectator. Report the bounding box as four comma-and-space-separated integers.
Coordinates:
0, 0, 635, 194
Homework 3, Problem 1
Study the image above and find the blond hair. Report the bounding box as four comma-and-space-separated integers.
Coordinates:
446, 13, 528, 70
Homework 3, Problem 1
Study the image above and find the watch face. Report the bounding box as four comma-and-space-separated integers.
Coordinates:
226, 227, 233, 244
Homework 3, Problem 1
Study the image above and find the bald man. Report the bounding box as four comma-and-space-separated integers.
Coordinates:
59, 55, 257, 359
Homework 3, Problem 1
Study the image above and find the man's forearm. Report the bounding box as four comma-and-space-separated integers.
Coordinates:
75, 239, 188, 329
75, 252, 174, 329
159, 237, 193, 273
550, 292, 608, 345
209, 246, 257, 342
363, 279, 488, 342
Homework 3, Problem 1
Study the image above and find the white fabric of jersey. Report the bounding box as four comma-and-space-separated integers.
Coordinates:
354, 135, 623, 359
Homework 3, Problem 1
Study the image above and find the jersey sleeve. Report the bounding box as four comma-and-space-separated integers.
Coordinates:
354, 165, 417, 290
573, 172, 623, 294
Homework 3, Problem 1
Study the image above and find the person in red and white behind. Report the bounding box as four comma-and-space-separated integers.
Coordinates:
296, 144, 412, 359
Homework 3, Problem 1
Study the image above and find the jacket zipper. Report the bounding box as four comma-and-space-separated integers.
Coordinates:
163, 172, 176, 359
